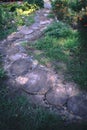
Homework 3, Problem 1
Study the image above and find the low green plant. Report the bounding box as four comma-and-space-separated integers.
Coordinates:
69, 0, 87, 12
0, 85, 87, 130
24, 0, 44, 8
0, 84, 64, 130
51, 0, 68, 20
68, 58, 87, 89
45, 22, 73, 38
77, 14, 87, 49
0, 68, 5, 78
34, 22, 76, 63
0, 2, 38, 40
24, 13, 35, 26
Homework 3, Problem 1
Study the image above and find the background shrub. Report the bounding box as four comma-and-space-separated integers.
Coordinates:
69, 0, 87, 12
51, 0, 68, 20
24, 0, 44, 8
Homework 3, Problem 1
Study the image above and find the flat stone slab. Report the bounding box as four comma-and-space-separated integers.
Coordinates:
40, 20, 51, 25
67, 93, 87, 118
65, 82, 80, 97
44, 2, 52, 9
7, 32, 24, 41
46, 87, 68, 106
20, 29, 34, 35
7, 47, 20, 56
31, 26, 39, 30
19, 69, 57, 94
9, 59, 33, 76
9, 53, 27, 61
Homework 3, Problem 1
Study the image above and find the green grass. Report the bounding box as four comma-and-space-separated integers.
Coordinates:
34, 22, 78, 62
0, 53, 6, 78
0, 2, 37, 40
23, 21, 87, 90
0, 85, 87, 130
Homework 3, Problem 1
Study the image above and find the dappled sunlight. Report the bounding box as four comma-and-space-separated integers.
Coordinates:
47, 72, 58, 84
16, 73, 40, 85
16, 76, 28, 85
56, 87, 65, 93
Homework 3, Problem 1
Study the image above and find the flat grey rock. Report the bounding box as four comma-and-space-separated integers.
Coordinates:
7, 32, 24, 41
9, 59, 33, 76
20, 29, 33, 35
67, 93, 87, 118
7, 47, 20, 56
46, 87, 68, 106
40, 20, 50, 25
44, 2, 52, 9
9, 53, 27, 61
21, 69, 52, 94
44, 0, 52, 9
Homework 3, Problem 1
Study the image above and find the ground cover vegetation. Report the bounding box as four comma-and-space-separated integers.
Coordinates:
29, 0, 87, 90
0, 1, 39, 39
50, 0, 87, 89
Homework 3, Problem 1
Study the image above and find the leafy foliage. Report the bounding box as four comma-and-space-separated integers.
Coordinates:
24, 0, 44, 8
69, 0, 87, 12
78, 14, 87, 49
51, 0, 68, 20
0, 2, 37, 39
45, 22, 73, 38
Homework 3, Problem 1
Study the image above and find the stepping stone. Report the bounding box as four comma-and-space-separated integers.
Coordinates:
44, 14, 48, 16
20, 29, 34, 35
9, 53, 27, 61
67, 93, 87, 118
7, 47, 20, 55
46, 87, 68, 106
31, 26, 39, 30
21, 69, 54, 94
44, 0, 52, 9
7, 32, 23, 41
65, 82, 79, 97
9, 59, 33, 76
40, 20, 50, 25
44, 2, 52, 9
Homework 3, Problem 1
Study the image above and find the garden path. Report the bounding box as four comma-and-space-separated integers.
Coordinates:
0, 6, 87, 123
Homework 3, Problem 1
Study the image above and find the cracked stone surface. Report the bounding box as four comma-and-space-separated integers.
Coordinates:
21, 70, 51, 94
9, 59, 33, 76
67, 93, 87, 118
0, 6, 87, 123
46, 87, 68, 106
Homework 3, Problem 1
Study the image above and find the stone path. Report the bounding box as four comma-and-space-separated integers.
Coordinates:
0, 7, 87, 123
